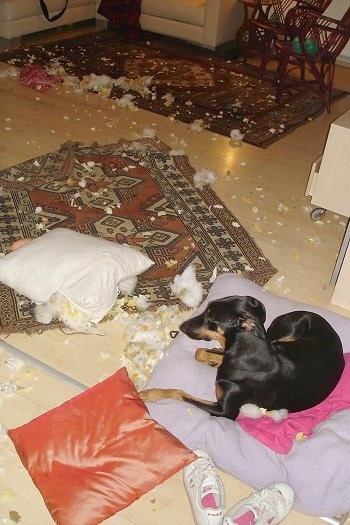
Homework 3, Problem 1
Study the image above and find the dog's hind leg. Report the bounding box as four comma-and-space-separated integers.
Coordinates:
139, 388, 226, 416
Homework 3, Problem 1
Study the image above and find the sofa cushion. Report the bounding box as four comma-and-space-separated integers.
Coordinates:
145, 273, 350, 517
141, 0, 206, 27
0, 0, 95, 22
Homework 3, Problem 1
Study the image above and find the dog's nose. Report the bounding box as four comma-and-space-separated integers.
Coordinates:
180, 319, 189, 331
180, 318, 201, 339
180, 319, 191, 335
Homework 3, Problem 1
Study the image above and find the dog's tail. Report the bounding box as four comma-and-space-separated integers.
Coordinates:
140, 388, 235, 418
182, 395, 227, 416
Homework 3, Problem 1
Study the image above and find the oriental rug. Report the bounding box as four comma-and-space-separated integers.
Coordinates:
0, 30, 345, 147
0, 139, 276, 334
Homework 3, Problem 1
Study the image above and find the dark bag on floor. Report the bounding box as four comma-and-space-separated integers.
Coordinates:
39, 0, 69, 22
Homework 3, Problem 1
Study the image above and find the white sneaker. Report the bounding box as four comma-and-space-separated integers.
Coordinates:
183, 449, 226, 525
223, 483, 294, 525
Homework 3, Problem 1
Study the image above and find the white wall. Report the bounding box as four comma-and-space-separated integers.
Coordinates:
325, 0, 350, 64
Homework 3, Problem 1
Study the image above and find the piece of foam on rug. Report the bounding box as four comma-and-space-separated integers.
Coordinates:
145, 273, 350, 517
8, 367, 196, 525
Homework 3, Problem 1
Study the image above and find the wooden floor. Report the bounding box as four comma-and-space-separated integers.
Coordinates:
0, 23, 350, 525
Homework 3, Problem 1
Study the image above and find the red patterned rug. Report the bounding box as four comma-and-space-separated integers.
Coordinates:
0, 139, 276, 334
0, 30, 345, 147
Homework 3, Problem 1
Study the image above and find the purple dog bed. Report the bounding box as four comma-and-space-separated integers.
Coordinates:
145, 273, 350, 517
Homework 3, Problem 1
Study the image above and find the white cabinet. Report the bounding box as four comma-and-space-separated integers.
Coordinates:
306, 109, 350, 310
307, 110, 350, 216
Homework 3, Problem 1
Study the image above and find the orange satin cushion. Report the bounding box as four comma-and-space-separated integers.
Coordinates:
8, 367, 196, 525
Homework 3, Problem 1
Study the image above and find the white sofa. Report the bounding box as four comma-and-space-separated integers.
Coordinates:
138, 0, 244, 49
0, 0, 244, 50
0, 0, 101, 47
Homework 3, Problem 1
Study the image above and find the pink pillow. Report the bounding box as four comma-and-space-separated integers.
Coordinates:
8, 367, 196, 525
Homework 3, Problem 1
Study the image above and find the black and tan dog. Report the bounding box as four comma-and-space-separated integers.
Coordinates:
140, 295, 345, 420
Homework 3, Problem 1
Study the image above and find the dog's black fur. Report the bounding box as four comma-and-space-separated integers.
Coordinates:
140, 295, 345, 420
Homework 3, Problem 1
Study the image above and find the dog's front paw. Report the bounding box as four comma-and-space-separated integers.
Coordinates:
195, 348, 223, 366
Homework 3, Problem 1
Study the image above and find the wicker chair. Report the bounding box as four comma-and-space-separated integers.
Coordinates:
274, 7, 350, 112
243, 0, 334, 76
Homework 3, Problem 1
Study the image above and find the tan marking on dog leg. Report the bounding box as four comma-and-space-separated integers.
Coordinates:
139, 388, 186, 402
139, 388, 216, 408
215, 383, 224, 401
195, 348, 223, 367
271, 335, 297, 343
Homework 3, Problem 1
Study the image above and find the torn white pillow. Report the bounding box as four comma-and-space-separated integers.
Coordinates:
0, 228, 154, 323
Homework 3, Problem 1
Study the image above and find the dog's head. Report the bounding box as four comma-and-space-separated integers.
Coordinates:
180, 295, 266, 347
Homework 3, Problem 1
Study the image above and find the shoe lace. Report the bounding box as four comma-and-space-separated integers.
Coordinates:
248, 487, 284, 521
196, 460, 222, 497
196, 459, 218, 479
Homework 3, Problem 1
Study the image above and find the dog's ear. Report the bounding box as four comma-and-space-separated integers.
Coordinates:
243, 296, 266, 324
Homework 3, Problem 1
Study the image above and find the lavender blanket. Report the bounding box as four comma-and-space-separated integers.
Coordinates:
146, 273, 350, 517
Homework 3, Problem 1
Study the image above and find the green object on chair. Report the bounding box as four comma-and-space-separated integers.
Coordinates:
292, 37, 318, 55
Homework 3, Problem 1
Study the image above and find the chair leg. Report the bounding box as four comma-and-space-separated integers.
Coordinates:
243, 24, 274, 77
242, 27, 252, 64
242, 23, 258, 65
325, 63, 336, 114
275, 51, 290, 102
308, 62, 335, 113
299, 58, 306, 81
259, 32, 274, 77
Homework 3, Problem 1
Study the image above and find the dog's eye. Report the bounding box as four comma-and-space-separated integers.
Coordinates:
205, 309, 221, 331
207, 320, 217, 330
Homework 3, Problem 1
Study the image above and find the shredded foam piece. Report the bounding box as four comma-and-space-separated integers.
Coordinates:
142, 126, 156, 138
0, 488, 16, 502
114, 75, 153, 98
0, 64, 19, 78
230, 128, 244, 142
34, 292, 105, 335
240, 404, 288, 421
0, 357, 37, 394
170, 265, 203, 308
116, 93, 138, 109
119, 304, 192, 390
162, 93, 175, 106
193, 168, 218, 190
188, 119, 207, 133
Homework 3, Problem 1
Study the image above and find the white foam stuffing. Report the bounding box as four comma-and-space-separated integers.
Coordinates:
119, 304, 191, 390
170, 265, 203, 308
193, 168, 218, 190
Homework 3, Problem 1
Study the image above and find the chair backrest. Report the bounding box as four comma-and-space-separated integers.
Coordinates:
286, 6, 350, 61
298, 0, 333, 13
259, 0, 332, 27
264, 0, 299, 26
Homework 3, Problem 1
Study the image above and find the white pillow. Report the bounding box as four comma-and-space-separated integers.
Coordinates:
0, 228, 154, 323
